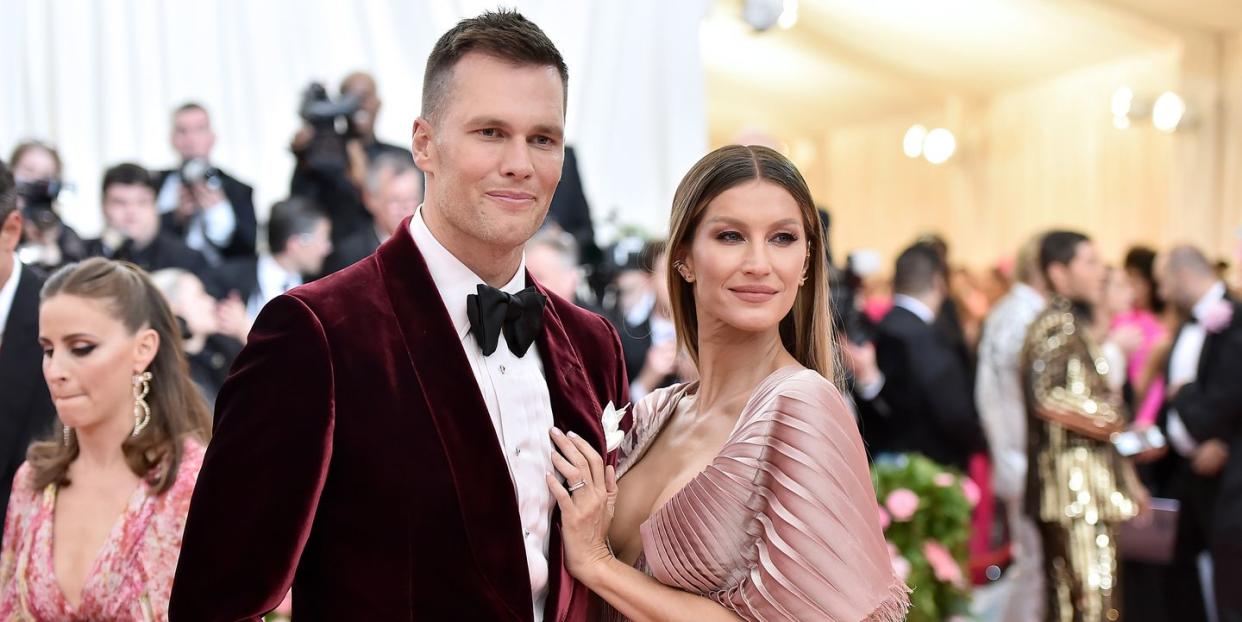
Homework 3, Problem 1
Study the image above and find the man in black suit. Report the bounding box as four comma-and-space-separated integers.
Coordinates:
322, 152, 422, 275
1154, 245, 1242, 622
217, 197, 332, 323
86, 164, 217, 289
547, 146, 599, 266
155, 102, 258, 263
870, 242, 986, 470
0, 162, 56, 540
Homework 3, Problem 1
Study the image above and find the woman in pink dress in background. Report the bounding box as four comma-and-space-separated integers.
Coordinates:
0, 258, 211, 621
545, 145, 910, 621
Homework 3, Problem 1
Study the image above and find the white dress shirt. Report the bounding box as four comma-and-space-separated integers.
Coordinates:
157, 171, 237, 252
893, 294, 937, 325
410, 207, 555, 622
248, 254, 303, 320
1167, 281, 1228, 457
975, 282, 1046, 502
0, 255, 22, 351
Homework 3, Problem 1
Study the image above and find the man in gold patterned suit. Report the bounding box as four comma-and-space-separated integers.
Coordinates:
1021, 231, 1149, 622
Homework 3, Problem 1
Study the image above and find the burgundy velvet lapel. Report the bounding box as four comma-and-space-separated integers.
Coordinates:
376, 218, 531, 621
529, 279, 607, 622
530, 279, 606, 450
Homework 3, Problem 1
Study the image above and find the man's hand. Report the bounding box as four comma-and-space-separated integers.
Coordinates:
216, 292, 252, 345
1191, 439, 1230, 477
190, 182, 226, 211
843, 339, 881, 387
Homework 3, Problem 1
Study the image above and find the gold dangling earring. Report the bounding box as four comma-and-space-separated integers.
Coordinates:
63, 424, 72, 447
131, 371, 153, 437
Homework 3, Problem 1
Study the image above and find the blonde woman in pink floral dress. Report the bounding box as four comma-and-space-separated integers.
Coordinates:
0, 258, 211, 621
545, 147, 910, 621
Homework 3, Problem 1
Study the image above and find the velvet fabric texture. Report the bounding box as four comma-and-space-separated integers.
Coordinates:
169, 216, 628, 621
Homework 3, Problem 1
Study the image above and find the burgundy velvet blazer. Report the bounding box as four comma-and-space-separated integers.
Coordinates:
169, 218, 628, 621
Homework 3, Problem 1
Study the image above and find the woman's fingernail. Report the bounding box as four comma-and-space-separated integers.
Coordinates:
568, 431, 579, 439
550, 427, 563, 437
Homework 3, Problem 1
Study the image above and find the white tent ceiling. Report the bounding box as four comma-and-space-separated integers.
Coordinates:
704, 0, 1242, 137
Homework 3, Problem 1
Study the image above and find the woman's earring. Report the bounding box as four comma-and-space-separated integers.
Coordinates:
62, 425, 72, 447
132, 371, 153, 437
673, 260, 694, 283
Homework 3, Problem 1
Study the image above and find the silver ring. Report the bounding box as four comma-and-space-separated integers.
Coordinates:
567, 480, 587, 493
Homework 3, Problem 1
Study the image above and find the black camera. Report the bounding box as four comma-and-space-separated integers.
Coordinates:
297, 82, 363, 172
299, 82, 362, 133
16, 179, 64, 232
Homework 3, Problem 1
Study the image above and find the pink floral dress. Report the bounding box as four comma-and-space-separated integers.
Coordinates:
0, 439, 204, 621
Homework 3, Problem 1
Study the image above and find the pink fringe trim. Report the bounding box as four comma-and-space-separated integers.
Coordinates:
862, 577, 913, 622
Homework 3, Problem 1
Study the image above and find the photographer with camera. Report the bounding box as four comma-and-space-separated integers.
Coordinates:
156, 102, 258, 264
86, 163, 216, 285
289, 71, 411, 245
8, 140, 89, 271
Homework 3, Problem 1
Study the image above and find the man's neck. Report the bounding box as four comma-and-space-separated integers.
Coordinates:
421, 203, 522, 288
270, 252, 299, 276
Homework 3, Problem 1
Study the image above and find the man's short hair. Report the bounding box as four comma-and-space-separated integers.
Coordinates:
528, 228, 579, 269
365, 152, 423, 196
0, 160, 17, 224
174, 101, 208, 118
893, 242, 945, 296
268, 197, 327, 254
101, 163, 158, 196
1165, 244, 1215, 277
1039, 230, 1090, 282
421, 9, 568, 121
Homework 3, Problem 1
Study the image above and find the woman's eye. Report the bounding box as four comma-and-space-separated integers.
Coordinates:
42, 348, 53, 358
70, 345, 96, 357
716, 231, 744, 243
772, 232, 799, 245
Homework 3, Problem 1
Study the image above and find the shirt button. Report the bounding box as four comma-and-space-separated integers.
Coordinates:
524, 531, 531, 538
499, 365, 507, 374
515, 448, 522, 456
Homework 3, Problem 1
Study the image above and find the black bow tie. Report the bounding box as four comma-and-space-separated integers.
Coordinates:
466, 284, 547, 357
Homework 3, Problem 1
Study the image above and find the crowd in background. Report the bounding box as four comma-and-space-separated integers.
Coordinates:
2, 67, 1242, 620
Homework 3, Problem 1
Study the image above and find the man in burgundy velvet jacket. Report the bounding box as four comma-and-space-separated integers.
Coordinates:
170, 11, 628, 622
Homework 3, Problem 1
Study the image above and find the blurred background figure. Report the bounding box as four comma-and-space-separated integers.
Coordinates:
0, 258, 211, 620
323, 152, 422, 275
150, 268, 245, 409
156, 102, 258, 265
0, 161, 57, 540
290, 71, 411, 246
9, 141, 89, 272
86, 163, 215, 288
217, 197, 332, 324
525, 228, 586, 306
975, 233, 1047, 622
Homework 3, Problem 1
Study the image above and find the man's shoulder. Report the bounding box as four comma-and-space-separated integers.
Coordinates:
548, 290, 616, 340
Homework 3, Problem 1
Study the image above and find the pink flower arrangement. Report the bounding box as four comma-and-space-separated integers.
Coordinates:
933, 472, 956, 487
1202, 299, 1235, 334
961, 477, 981, 507
923, 540, 965, 588
887, 542, 911, 582
885, 488, 920, 521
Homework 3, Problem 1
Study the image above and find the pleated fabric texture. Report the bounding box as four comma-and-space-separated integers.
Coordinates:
603, 366, 911, 621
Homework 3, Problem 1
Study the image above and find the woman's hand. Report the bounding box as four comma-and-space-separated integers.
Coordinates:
546, 427, 618, 586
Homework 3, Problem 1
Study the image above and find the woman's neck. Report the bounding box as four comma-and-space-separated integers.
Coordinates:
73, 409, 135, 473
694, 319, 797, 413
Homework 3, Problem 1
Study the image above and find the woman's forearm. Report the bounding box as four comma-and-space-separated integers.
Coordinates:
581, 557, 742, 622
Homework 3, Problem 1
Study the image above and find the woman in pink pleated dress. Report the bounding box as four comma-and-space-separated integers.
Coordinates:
0, 258, 211, 621
546, 145, 910, 621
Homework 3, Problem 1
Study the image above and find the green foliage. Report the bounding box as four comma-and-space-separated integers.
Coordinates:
873, 454, 975, 622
